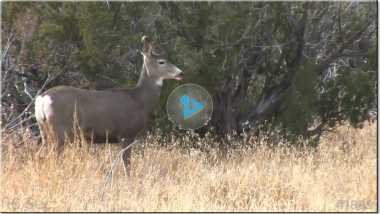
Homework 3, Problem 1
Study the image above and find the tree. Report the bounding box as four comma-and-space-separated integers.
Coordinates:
2, 2, 377, 147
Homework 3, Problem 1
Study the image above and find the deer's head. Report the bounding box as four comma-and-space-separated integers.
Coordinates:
140, 36, 184, 86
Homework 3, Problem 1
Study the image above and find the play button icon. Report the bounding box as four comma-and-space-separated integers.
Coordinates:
167, 84, 213, 130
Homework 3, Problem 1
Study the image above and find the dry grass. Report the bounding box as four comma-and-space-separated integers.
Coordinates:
1, 124, 377, 212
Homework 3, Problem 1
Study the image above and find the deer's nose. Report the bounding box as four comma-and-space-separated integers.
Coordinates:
174, 71, 184, 80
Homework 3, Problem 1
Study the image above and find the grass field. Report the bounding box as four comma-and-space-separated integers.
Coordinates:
1, 124, 377, 212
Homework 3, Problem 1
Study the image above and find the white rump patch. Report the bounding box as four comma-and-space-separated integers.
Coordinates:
35, 95, 54, 121
43, 95, 53, 106
35, 96, 45, 120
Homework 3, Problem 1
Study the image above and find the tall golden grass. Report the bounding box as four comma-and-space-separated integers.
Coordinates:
1, 124, 377, 212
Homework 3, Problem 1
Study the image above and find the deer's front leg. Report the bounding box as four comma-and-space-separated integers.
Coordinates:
118, 136, 134, 177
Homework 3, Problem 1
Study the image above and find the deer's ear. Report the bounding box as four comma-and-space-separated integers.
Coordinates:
140, 36, 153, 57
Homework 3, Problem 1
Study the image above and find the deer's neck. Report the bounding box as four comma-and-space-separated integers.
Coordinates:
135, 65, 162, 111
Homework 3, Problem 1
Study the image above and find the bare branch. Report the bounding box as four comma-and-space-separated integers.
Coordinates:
336, 17, 374, 54
287, 5, 298, 29
334, 51, 369, 59
338, 3, 343, 43
12, 71, 43, 83
314, 17, 375, 76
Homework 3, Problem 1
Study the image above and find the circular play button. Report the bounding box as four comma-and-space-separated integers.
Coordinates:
167, 84, 213, 130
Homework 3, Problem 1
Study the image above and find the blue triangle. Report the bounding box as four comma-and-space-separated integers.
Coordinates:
191, 98, 203, 111
184, 98, 204, 120
180, 95, 205, 120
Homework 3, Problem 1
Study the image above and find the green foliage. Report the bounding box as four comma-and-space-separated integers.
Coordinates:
38, 22, 64, 40
281, 65, 318, 139
2, 2, 377, 144
313, 67, 375, 130
340, 71, 375, 126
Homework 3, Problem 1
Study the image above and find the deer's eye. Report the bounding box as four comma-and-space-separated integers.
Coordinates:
158, 61, 166, 65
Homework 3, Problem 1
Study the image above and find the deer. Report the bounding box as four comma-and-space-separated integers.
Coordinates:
34, 36, 184, 175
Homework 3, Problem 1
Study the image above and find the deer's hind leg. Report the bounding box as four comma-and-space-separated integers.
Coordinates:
36, 121, 50, 158
36, 120, 71, 158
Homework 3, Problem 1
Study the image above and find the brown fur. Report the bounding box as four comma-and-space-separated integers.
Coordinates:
35, 36, 184, 175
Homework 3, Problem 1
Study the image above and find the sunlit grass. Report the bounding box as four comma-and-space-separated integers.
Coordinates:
1, 124, 377, 212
